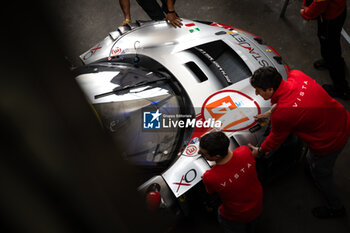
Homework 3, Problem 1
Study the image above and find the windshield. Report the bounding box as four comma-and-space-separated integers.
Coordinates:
89, 71, 193, 167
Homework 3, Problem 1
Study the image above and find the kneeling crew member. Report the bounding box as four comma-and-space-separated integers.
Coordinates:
200, 132, 263, 233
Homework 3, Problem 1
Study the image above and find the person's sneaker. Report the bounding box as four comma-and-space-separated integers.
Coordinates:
322, 84, 350, 100
314, 59, 329, 70
312, 206, 347, 219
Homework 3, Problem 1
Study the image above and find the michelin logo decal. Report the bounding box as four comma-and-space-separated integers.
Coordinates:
143, 110, 222, 129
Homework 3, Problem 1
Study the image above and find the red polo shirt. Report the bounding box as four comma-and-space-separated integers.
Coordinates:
261, 70, 350, 155
202, 146, 263, 223
301, 0, 346, 20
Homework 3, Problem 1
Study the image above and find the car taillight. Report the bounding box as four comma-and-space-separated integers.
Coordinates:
145, 183, 162, 211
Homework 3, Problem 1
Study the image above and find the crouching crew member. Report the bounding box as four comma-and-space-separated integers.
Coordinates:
200, 132, 263, 233
248, 66, 350, 219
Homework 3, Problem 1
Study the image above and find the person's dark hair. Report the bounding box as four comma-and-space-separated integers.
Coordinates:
250, 66, 282, 91
199, 132, 229, 158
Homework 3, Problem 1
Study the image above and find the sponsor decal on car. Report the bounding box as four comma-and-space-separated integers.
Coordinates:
189, 137, 199, 144
83, 43, 102, 60
184, 145, 198, 156
111, 47, 122, 56
173, 169, 197, 193
230, 33, 270, 67
201, 90, 261, 132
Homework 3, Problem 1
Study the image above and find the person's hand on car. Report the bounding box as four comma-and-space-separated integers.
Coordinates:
166, 13, 182, 28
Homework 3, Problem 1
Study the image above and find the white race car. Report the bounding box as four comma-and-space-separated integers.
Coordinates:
74, 19, 304, 214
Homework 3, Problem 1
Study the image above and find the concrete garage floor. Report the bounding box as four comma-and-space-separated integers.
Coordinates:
49, 0, 350, 232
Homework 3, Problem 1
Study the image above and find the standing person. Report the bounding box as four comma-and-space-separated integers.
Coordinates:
200, 132, 263, 233
248, 66, 350, 219
119, 0, 182, 28
300, 0, 349, 99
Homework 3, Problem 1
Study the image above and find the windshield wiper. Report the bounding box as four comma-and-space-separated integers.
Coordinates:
94, 77, 170, 99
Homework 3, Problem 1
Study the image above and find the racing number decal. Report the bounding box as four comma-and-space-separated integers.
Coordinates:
173, 169, 197, 193
201, 90, 261, 132
205, 95, 249, 129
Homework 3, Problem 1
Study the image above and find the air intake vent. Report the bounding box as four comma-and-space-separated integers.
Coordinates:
273, 56, 283, 64
188, 40, 252, 87
117, 25, 132, 35
254, 38, 264, 44
185, 62, 208, 83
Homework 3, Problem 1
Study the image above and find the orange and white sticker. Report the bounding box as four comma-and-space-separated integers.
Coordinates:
201, 90, 260, 132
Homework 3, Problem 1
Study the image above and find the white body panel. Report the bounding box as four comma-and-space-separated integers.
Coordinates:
77, 19, 290, 204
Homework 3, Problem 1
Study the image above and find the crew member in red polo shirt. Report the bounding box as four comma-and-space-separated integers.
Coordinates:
200, 132, 263, 233
248, 66, 350, 219
300, 0, 349, 99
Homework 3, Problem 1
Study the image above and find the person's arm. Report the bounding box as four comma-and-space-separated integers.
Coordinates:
119, 0, 131, 26
202, 172, 215, 194
254, 103, 277, 123
249, 111, 293, 157
247, 144, 265, 158
165, 0, 183, 28
300, 0, 328, 20
260, 114, 292, 153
